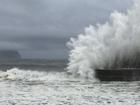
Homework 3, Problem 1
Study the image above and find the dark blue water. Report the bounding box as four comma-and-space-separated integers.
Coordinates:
0, 59, 67, 72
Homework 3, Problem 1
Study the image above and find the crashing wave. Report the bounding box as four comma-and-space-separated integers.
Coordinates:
67, 0, 140, 79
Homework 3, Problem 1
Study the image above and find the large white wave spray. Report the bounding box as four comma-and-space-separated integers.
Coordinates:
67, 0, 140, 79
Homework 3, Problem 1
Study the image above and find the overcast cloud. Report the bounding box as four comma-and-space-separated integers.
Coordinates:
0, 0, 133, 59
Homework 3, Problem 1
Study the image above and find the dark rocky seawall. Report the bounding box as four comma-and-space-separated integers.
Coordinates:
95, 68, 140, 81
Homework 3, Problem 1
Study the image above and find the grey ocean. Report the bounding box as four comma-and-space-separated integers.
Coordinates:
0, 59, 139, 105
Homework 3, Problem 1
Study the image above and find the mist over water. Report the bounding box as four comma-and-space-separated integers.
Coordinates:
67, 0, 140, 78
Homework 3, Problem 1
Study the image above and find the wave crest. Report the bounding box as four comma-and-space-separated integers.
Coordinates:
67, 0, 140, 79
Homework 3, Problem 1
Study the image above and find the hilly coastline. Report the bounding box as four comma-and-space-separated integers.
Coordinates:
0, 50, 21, 60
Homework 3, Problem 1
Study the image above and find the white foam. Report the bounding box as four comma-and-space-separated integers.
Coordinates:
0, 68, 140, 104
0, 68, 82, 83
67, 0, 140, 79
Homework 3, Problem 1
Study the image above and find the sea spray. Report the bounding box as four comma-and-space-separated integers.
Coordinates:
0, 68, 74, 82
67, 0, 140, 79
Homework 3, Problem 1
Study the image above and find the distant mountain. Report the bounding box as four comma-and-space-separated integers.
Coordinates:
0, 50, 21, 59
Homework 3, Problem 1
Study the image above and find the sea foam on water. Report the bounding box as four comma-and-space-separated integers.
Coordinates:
67, 0, 140, 79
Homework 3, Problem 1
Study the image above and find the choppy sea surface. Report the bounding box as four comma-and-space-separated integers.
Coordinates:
0, 59, 140, 105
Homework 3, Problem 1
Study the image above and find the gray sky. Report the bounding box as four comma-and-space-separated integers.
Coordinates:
0, 0, 133, 59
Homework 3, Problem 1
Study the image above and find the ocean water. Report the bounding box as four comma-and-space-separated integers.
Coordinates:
0, 59, 140, 105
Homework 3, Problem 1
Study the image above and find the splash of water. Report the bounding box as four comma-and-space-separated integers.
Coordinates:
0, 68, 78, 82
67, 0, 140, 79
